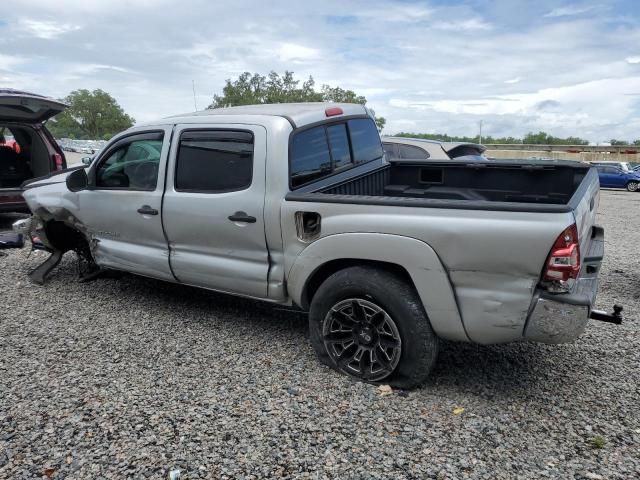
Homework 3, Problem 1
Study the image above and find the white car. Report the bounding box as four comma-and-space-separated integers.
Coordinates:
382, 136, 487, 162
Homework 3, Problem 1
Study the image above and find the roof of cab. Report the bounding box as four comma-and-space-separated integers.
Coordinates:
157, 102, 370, 129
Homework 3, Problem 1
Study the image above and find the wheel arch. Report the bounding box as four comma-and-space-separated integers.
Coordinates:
287, 232, 469, 342
302, 258, 413, 309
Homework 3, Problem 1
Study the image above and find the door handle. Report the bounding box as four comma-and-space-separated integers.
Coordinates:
228, 211, 256, 223
137, 205, 158, 215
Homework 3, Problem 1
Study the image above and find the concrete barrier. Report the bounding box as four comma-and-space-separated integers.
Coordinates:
485, 147, 640, 163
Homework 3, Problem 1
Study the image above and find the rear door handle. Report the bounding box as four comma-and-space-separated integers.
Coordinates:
137, 205, 158, 216
228, 211, 256, 223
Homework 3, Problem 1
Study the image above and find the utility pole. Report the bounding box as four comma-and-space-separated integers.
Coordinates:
478, 120, 483, 144
192, 80, 198, 111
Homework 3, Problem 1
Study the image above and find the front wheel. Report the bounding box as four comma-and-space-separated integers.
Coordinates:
309, 266, 439, 389
627, 181, 639, 192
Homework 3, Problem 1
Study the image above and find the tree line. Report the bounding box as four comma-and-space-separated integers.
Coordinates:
46, 73, 638, 146
397, 131, 640, 146
47, 71, 386, 139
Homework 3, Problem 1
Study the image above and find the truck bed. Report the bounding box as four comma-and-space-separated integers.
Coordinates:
287, 160, 594, 213
283, 158, 601, 345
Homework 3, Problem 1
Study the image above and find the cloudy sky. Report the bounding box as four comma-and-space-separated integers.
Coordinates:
1, 0, 640, 141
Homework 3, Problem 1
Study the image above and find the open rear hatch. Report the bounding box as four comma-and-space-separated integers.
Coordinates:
0, 89, 66, 123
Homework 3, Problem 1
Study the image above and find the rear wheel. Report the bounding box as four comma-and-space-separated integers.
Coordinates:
627, 181, 639, 192
309, 266, 439, 389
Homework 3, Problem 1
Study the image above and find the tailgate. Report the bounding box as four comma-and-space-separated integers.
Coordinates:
572, 167, 601, 254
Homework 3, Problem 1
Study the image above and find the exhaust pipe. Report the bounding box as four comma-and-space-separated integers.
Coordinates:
590, 304, 623, 325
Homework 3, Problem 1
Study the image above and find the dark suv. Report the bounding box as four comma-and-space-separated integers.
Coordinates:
0, 89, 67, 212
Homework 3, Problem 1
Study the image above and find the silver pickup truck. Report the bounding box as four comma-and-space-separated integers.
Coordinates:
14, 103, 618, 388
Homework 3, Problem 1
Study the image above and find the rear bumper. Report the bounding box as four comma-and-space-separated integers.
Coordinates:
524, 225, 603, 344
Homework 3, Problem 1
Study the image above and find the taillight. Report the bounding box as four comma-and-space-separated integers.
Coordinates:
53, 153, 63, 171
542, 224, 580, 291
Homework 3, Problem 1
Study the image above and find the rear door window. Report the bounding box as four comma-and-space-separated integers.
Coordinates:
175, 130, 253, 192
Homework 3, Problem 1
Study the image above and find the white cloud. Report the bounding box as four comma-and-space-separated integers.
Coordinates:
388, 76, 640, 137
504, 77, 522, 84
277, 43, 321, 63
361, 4, 432, 23
1, 0, 639, 141
10, 0, 170, 14
436, 18, 492, 31
544, 5, 595, 18
0, 54, 25, 70
18, 18, 81, 39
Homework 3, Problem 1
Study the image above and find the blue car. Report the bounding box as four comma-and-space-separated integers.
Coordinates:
593, 162, 640, 192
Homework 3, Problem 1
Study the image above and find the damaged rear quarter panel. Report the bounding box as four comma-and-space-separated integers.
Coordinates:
281, 201, 576, 344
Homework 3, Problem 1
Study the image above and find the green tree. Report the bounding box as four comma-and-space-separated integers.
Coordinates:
522, 131, 588, 145
634, 139, 640, 146
48, 89, 134, 139
395, 132, 522, 144
396, 131, 590, 145
210, 71, 385, 130
610, 139, 629, 145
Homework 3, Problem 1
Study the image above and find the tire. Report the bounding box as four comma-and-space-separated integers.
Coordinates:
627, 182, 639, 192
309, 266, 439, 389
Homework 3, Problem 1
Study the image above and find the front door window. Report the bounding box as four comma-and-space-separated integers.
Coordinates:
95, 133, 164, 190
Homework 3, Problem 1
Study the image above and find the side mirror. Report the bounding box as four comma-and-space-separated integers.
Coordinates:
81, 156, 93, 165
66, 168, 88, 192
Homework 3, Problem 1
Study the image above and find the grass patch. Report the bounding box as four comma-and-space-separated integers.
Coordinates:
590, 435, 607, 449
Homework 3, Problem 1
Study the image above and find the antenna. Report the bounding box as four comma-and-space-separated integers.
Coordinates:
192, 80, 198, 111
478, 120, 483, 144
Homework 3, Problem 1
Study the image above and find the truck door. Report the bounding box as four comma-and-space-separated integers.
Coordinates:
77, 127, 174, 281
162, 125, 270, 299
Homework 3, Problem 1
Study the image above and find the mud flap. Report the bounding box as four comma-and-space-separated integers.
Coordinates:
29, 249, 64, 285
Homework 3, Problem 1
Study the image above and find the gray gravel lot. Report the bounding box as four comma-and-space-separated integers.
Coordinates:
0, 190, 639, 479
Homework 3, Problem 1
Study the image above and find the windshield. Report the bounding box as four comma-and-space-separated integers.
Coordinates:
620, 162, 632, 172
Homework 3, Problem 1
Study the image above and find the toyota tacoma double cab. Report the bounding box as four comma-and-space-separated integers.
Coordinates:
13, 103, 618, 388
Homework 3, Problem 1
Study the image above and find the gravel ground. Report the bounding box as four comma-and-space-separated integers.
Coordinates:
0, 190, 639, 479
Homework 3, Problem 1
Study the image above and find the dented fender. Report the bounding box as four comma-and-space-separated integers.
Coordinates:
20, 180, 92, 251
287, 232, 469, 342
